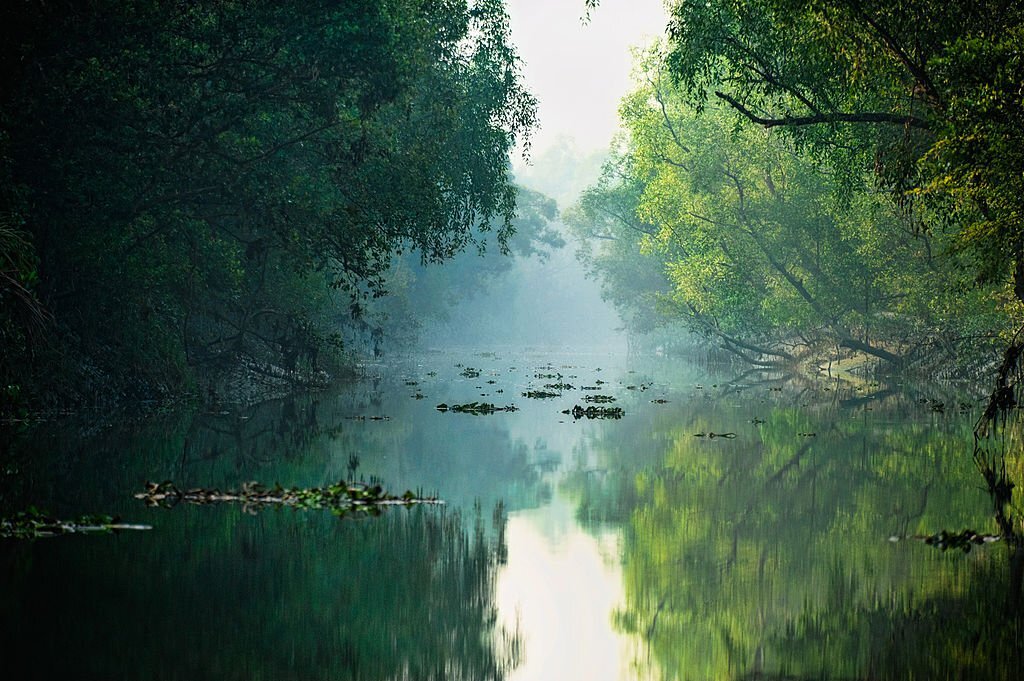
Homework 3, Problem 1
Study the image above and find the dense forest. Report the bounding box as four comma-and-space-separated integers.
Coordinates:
0, 0, 545, 410
573, 0, 1024, 376
5, 0, 1024, 410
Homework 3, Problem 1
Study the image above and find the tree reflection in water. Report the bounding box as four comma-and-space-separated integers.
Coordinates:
0, 383, 531, 680
568, 377, 1023, 680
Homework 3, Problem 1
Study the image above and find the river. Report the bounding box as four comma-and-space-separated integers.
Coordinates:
0, 349, 1020, 680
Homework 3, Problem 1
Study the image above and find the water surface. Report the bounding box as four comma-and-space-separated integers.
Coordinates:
1, 351, 1019, 680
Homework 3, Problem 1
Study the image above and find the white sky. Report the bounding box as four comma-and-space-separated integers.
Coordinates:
506, 0, 669, 158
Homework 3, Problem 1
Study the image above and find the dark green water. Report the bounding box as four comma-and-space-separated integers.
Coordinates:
1, 351, 1021, 680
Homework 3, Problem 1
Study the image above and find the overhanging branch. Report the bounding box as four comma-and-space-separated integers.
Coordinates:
715, 91, 931, 130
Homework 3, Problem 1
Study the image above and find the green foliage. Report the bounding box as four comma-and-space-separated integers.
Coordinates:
662, 0, 1024, 299
0, 0, 536, 402
565, 152, 676, 339
571, 44, 1017, 368
0, 214, 49, 405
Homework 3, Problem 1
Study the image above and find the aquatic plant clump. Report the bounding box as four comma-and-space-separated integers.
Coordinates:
0, 508, 151, 539
435, 402, 519, 414
135, 480, 442, 516
562, 405, 624, 419
921, 529, 1001, 553
522, 390, 561, 399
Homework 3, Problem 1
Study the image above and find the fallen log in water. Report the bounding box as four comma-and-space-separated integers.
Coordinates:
0, 510, 151, 539
134, 480, 443, 516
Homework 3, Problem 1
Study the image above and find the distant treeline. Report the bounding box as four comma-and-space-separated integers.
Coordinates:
0, 0, 539, 409
571, 1, 1024, 373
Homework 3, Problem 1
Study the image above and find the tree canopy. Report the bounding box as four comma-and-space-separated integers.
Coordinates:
660, 0, 1024, 294
571, 2, 1024, 371
0, 0, 536, 404
570, 45, 1017, 368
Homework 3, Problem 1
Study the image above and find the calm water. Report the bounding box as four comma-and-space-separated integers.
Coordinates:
1, 350, 1021, 680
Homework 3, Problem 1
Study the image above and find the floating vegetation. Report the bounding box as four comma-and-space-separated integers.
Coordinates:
459, 367, 481, 378
694, 432, 737, 439
522, 390, 560, 399
562, 405, 624, 420
544, 382, 574, 390
135, 480, 441, 515
889, 530, 1001, 553
1, 508, 151, 539
583, 394, 616, 403
436, 402, 518, 415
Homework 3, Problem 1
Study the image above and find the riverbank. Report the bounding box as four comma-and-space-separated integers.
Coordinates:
1, 348, 363, 421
